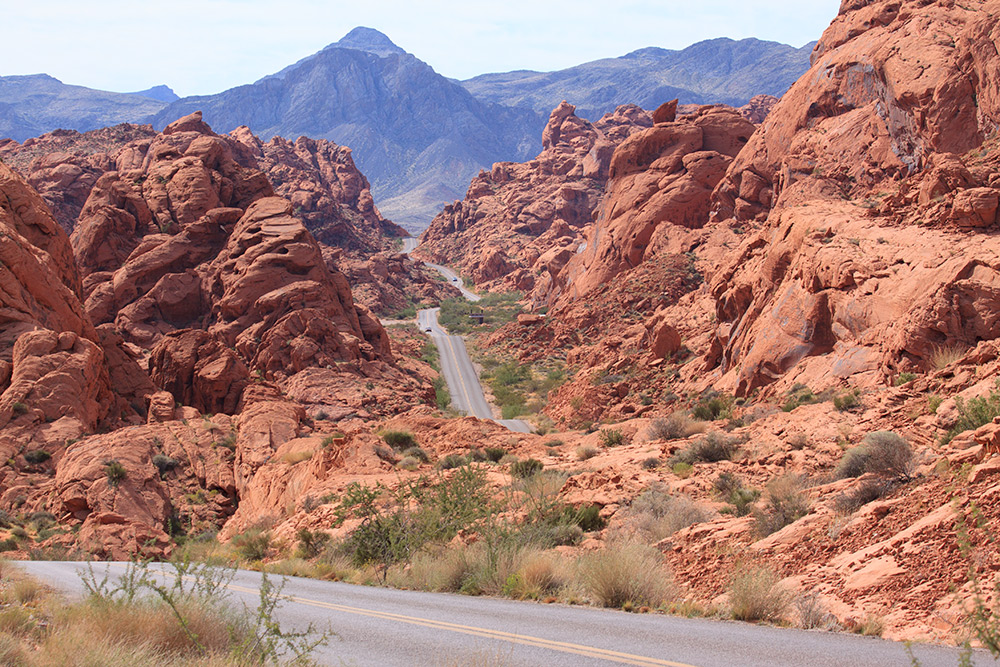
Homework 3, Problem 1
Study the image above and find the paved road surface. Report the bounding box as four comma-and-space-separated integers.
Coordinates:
405, 235, 531, 433
418, 307, 532, 433
15, 561, 980, 667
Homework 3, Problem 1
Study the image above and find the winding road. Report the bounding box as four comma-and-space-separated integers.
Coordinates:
16, 561, 982, 667
404, 237, 532, 433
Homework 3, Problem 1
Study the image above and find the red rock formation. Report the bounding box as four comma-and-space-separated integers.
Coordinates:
560, 105, 756, 298
704, 0, 1000, 395
229, 128, 406, 253
419, 102, 652, 302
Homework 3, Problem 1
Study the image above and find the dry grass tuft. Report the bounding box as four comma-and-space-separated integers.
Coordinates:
929, 344, 965, 370
729, 564, 791, 622
577, 542, 674, 608
647, 413, 706, 441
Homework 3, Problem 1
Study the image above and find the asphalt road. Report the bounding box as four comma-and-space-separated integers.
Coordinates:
417, 307, 532, 433
405, 235, 531, 433
15, 561, 982, 667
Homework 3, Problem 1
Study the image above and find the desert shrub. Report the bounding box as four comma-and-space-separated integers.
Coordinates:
894, 372, 918, 386
484, 447, 506, 462
103, 460, 127, 488
576, 445, 598, 461
691, 392, 733, 421
647, 413, 703, 440
598, 429, 626, 447
542, 440, 564, 449
714, 473, 760, 517
0, 538, 17, 552
578, 542, 674, 608
928, 395, 944, 414
373, 444, 397, 464
295, 527, 330, 559
437, 453, 468, 470
402, 446, 430, 463
23, 450, 50, 465
232, 528, 272, 561
510, 458, 543, 478
640, 457, 660, 470
729, 564, 791, 622
835, 431, 913, 480
752, 474, 810, 538
382, 430, 417, 450
434, 377, 451, 410
10, 527, 28, 540
397, 456, 419, 471
944, 388, 1000, 444
852, 614, 885, 636
796, 592, 836, 629
618, 486, 713, 542
672, 462, 693, 478
781, 384, 825, 412
930, 344, 965, 370
151, 453, 179, 477
11, 402, 28, 415
672, 431, 742, 465
833, 390, 860, 411
833, 478, 893, 514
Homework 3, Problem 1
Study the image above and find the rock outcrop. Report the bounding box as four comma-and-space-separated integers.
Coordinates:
419, 102, 652, 303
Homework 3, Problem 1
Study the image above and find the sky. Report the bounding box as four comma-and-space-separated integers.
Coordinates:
5, 1, 842, 97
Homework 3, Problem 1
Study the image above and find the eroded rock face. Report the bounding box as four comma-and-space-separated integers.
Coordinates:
229, 128, 406, 253
558, 105, 756, 298
419, 102, 652, 303
703, 0, 1000, 395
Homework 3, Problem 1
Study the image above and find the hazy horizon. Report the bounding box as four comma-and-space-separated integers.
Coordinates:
4, 1, 840, 98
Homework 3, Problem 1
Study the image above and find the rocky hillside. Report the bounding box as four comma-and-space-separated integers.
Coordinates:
0, 112, 436, 558
0, 74, 169, 142
418, 101, 653, 304
462, 38, 814, 120
149, 28, 542, 230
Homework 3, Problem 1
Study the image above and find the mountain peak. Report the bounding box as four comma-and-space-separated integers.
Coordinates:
333, 27, 405, 57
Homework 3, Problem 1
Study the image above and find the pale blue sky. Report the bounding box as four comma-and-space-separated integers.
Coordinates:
6, 1, 841, 97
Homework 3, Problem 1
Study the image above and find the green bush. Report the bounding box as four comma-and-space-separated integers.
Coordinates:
382, 430, 417, 451
598, 429, 627, 447
833, 390, 859, 411
104, 460, 127, 488
232, 528, 271, 561
510, 458, 543, 478
23, 450, 50, 465
943, 387, 1000, 444
671, 432, 742, 465
484, 447, 506, 463
691, 392, 733, 421
151, 453, 179, 477
437, 453, 468, 470
835, 431, 913, 480
295, 528, 330, 559
402, 446, 429, 463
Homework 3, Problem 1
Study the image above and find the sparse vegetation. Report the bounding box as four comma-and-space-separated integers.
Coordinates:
671, 432, 742, 466
752, 474, 810, 538
576, 445, 598, 461
943, 386, 1000, 444
104, 460, 127, 488
614, 486, 713, 543
152, 453, 179, 477
437, 453, 468, 470
930, 344, 965, 370
598, 428, 626, 447
835, 431, 913, 480
833, 478, 893, 514
894, 372, 918, 386
578, 542, 674, 609
691, 391, 734, 421
510, 458, 543, 478
729, 564, 791, 622
23, 450, 50, 465
381, 430, 417, 450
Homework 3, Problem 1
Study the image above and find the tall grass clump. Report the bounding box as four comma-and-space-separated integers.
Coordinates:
647, 413, 705, 440
577, 542, 674, 608
729, 564, 792, 622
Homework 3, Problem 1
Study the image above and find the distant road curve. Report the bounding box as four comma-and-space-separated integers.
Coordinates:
15, 561, 978, 667
404, 236, 531, 433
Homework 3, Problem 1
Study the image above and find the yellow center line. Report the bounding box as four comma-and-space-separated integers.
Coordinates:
443, 331, 477, 414
222, 581, 700, 667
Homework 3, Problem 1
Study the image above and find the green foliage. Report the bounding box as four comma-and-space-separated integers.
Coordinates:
104, 460, 127, 488
152, 453, 179, 477
295, 528, 330, 559
381, 430, 417, 450
23, 450, 50, 465
835, 431, 913, 480
691, 392, 733, 421
437, 453, 468, 470
833, 390, 860, 411
510, 458, 543, 478
894, 372, 918, 386
714, 473, 760, 517
433, 376, 451, 410
11, 402, 28, 415
437, 291, 524, 335
484, 447, 506, 463
943, 387, 1000, 444
232, 528, 271, 562
598, 429, 626, 447
781, 384, 827, 412
671, 432, 742, 465
402, 446, 430, 463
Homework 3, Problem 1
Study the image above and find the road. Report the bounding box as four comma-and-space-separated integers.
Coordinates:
15, 561, 981, 667
404, 236, 531, 433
